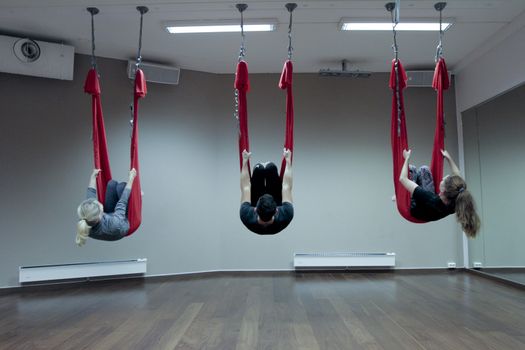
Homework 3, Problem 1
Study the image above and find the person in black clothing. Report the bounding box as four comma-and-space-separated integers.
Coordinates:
239, 149, 294, 235
399, 149, 480, 237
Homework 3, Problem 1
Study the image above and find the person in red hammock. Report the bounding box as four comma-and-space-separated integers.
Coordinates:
76, 168, 137, 246
239, 148, 294, 235
399, 149, 480, 237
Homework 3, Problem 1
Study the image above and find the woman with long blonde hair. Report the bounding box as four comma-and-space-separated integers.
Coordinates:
76, 168, 137, 246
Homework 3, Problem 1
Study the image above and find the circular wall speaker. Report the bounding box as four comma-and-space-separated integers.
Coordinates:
13, 38, 41, 63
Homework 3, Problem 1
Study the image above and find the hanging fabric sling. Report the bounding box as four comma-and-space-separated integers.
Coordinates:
388, 1, 450, 223
235, 3, 296, 180
83, 6, 148, 235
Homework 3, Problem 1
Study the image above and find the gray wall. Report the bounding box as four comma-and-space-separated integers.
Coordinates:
464, 84, 525, 267
0, 55, 461, 287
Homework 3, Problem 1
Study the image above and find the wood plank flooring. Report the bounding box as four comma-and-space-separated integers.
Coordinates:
1, 271, 524, 349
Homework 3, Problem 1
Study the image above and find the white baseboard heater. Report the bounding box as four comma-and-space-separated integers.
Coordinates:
294, 252, 395, 270
19, 259, 147, 283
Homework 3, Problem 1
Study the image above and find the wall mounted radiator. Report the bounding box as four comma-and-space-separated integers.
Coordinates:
19, 259, 147, 283
294, 252, 395, 270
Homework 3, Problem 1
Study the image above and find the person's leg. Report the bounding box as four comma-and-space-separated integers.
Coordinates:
418, 165, 435, 192
115, 181, 128, 215
116, 182, 126, 198
408, 165, 419, 207
409, 165, 421, 186
264, 162, 282, 205
250, 163, 266, 206
104, 180, 119, 213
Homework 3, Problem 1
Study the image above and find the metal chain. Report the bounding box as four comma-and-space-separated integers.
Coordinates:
131, 7, 148, 136
390, 10, 399, 62
285, 3, 297, 60
287, 8, 294, 60
136, 10, 145, 68
87, 8, 99, 69
435, 7, 444, 62
386, 1, 402, 136
234, 89, 240, 121
90, 12, 96, 68
395, 61, 402, 137
238, 10, 246, 61
234, 4, 247, 122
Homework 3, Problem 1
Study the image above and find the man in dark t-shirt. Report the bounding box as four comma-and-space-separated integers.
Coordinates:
239, 149, 294, 235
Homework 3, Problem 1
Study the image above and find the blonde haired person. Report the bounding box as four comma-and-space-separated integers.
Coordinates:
399, 149, 480, 237
76, 168, 137, 246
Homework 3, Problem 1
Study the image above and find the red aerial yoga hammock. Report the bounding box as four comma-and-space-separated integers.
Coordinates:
390, 57, 450, 223
235, 59, 294, 179
84, 68, 147, 235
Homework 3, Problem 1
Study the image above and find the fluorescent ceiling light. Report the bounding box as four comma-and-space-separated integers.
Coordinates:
166, 21, 276, 34
341, 21, 452, 31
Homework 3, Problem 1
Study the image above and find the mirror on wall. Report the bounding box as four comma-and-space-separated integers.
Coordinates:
462, 83, 525, 285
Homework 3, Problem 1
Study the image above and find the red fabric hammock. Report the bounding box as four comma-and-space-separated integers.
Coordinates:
84, 68, 147, 235
235, 60, 294, 178
390, 58, 450, 223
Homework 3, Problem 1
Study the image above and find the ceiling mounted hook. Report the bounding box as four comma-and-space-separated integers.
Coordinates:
385, 0, 400, 24
285, 3, 297, 13
236, 3, 248, 13
136, 6, 149, 15
87, 7, 99, 16
434, 2, 446, 12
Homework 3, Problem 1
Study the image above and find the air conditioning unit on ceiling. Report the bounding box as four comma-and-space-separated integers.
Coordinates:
406, 70, 453, 88
127, 60, 180, 85
0, 34, 74, 80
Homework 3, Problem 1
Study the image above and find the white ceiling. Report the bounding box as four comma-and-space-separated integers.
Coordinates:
1, 0, 525, 73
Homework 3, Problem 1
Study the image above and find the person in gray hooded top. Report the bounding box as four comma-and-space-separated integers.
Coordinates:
76, 168, 137, 246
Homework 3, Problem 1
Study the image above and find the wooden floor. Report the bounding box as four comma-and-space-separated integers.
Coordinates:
1, 271, 525, 350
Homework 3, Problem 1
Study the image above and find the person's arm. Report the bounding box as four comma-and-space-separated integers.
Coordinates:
87, 169, 101, 199
124, 168, 137, 191
281, 149, 293, 204
240, 150, 251, 204
114, 168, 137, 217
399, 149, 418, 195
88, 169, 101, 189
441, 149, 461, 177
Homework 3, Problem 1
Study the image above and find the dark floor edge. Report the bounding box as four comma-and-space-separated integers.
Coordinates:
466, 268, 525, 290
1, 268, 465, 295
480, 267, 525, 273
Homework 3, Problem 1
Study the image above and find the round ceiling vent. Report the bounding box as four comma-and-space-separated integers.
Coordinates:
13, 38, 41, 63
